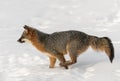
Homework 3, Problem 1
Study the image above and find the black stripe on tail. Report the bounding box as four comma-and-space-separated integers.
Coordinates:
103, 37, 114, 63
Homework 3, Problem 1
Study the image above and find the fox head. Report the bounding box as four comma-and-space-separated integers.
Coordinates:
17, 25, 35, 43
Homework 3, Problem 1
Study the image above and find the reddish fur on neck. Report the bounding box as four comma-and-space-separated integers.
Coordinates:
31, 33, 45, 53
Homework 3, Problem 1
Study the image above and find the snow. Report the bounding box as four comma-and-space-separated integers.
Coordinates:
0, 0, 120, 81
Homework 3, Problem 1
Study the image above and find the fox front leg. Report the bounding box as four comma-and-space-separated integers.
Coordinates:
49, 57, 56, 68
47, 50, 68, 69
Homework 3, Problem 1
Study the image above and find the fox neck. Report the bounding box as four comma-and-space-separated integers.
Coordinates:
31, 31, 48, 53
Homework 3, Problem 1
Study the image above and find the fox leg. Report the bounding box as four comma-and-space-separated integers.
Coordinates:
64, 41, 78, 66
49, 56, 56, 68
54, 54, 68, 69
48, 50, 68, 69
66, 50, 77, 66
58, 46, 78, 66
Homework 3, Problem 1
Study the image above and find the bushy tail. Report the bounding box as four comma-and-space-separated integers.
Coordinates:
89, 36, 114, 63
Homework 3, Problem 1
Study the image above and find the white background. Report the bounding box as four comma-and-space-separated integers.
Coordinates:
0, 0, 120, 81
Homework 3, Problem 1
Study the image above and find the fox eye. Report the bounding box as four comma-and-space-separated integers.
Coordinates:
24, 29, 28, 34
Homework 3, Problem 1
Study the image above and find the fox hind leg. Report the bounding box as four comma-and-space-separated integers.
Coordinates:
50, 51, 68, 69
65, 49, 77, 66
59, 53, 77, 67
64, 41, 89, 66
47, 49, 68, 69
56, 54, 68, 69
60, 45, 78, 66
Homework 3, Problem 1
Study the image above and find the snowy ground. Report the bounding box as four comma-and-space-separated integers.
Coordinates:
0, 0, 120, 81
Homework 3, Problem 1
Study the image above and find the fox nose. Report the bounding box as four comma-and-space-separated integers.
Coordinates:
17, 38, 21, 42
17, 38, 25, 43
17, 39, 21, 42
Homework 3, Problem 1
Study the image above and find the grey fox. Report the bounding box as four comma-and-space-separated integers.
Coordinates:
17, 25, 114, 69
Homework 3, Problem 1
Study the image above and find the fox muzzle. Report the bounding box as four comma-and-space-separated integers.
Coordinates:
17, 38, 25, 43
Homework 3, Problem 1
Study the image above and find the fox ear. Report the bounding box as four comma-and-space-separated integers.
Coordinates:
24, 25, 29, 29
23, 25, 29, 33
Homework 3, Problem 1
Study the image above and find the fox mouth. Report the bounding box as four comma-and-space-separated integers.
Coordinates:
17, 38, 25, 43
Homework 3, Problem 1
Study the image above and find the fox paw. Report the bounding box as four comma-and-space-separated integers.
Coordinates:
59, 63, 68, 69
49, 66, 54, 68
